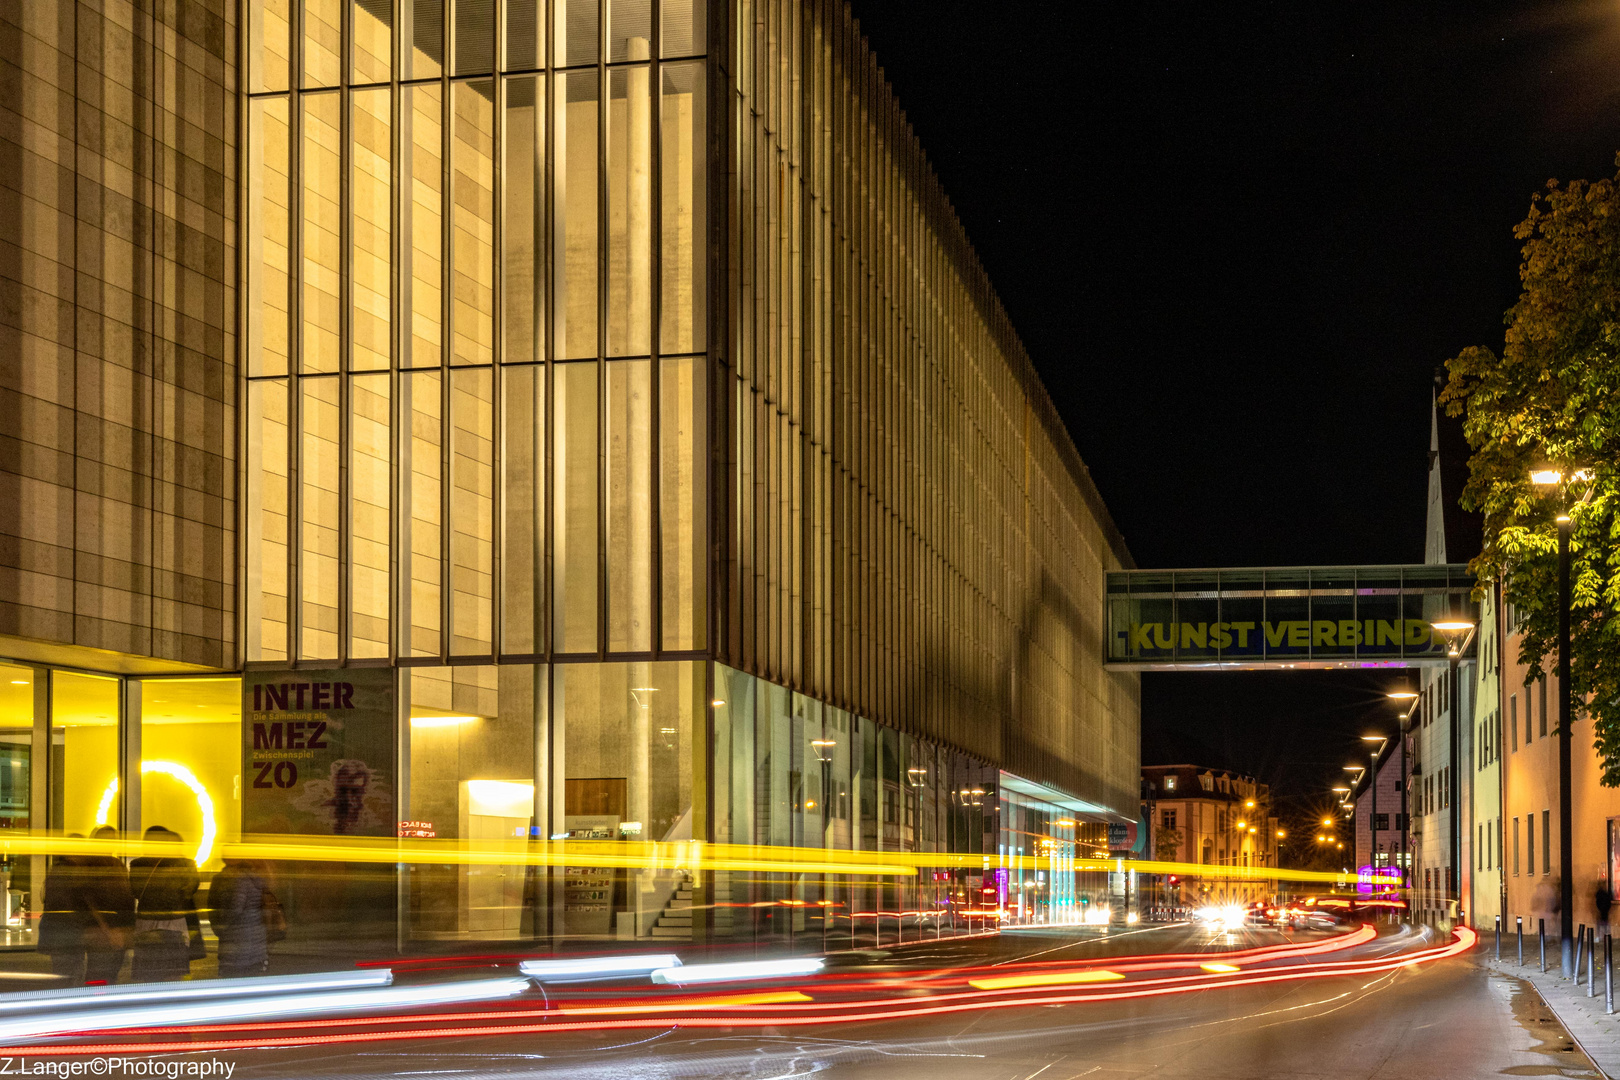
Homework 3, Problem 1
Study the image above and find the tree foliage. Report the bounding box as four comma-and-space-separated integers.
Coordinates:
1441, 161, 1620, 783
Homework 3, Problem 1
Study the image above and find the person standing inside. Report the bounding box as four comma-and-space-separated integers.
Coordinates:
208, 859, 272, 979
129, 827, 199, 982
1596, 881, 1614, 941
79, 826, 134, 984
37, 839, 87, 982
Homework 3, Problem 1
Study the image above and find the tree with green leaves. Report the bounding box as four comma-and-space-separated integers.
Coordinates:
1441, 160, 1620, 782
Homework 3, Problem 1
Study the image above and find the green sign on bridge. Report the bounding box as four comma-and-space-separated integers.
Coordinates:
1106, 565, 1477, 670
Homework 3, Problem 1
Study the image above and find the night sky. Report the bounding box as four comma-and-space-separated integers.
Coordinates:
847, 1, 1620, 806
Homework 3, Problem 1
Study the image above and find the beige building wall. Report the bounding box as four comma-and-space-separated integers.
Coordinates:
0, 0, 238, 670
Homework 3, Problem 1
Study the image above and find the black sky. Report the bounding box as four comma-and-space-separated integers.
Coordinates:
847, 1, 1620, 802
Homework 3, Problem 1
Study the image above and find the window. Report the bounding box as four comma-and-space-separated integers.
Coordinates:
1513, 817, 1519, 875
1374, 813, 1389, 831
1478, 823, 1483, 869
1163, 775, 1177, 792
1199, 774, 1213, 792
1543, 809, 1551, 874
1511, 694, 1519, 750
1527, 814, 1535, 875
1538, 677, 1548, 737
1162, 810, 1177, 830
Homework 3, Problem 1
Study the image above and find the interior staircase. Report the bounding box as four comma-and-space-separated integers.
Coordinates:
650, 873, 734, 939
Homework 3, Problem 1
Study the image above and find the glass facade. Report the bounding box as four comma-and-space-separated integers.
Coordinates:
244, 0, 709, 666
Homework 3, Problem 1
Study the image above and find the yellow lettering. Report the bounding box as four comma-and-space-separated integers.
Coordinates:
1181, 623, 1208, 649
1264, 622, 1288, 648
1211, 623, 1233, 649
1405, 619, 1430, 646
1312, 621, 1336, 646
1339, 620, 1361, 647
1129, 624, 1154, 651
1287, 622, 1310, 647
1153, 623, 1177, 650
1376, 620, 1402, 646
1230, 621, 1255, 647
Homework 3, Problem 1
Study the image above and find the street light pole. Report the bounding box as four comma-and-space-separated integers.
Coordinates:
1532, 466, 1590, 979
1559, 510, 1574, 977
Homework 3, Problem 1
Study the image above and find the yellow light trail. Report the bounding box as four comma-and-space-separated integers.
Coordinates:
0, 833, 1376, 887
969, 970, 1125, 990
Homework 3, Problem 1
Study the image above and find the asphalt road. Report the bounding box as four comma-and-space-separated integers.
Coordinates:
156, 924, 1610, 1079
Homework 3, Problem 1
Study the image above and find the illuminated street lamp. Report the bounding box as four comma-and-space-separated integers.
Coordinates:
1532, 464, 1595, 977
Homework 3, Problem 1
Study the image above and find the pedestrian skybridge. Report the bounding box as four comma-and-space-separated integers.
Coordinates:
1106, 565, 1478, 671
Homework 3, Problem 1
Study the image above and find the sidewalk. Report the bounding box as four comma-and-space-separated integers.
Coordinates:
1483, 937, 1620, 1078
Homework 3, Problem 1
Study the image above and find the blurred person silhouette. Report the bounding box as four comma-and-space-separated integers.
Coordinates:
209, 858, 280, 978
36, 836, 87, 982
1596, 880, 1614, 939
129, 827, 199, 981
79, 826, 134, 984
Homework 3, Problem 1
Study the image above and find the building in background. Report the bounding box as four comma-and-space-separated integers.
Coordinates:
1353, 751, 1404, 879
1408, 402, 1476, 926
1142, 765, 1277, 909
1467, 585, 1503, 930
0, 0, 1139, 952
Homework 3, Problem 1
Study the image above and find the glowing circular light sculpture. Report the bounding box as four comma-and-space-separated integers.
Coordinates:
94, 761, 218, 866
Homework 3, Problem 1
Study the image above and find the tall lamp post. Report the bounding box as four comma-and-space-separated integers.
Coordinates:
1361, 735, 1390, 880
1333, 786, 1353, 870
1531, 466, 1593, 978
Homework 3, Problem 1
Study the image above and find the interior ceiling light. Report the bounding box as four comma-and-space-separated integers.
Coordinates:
411, 715, 478, 728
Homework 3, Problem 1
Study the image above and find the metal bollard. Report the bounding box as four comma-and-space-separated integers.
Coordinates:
1590, 928, 1597, 997
1496, 915, 1502, 960
1518, 916, 1525, 965
1607, 935, 1614, 1015
1541, 918, 1547, 972
1577, 923, 1586, 982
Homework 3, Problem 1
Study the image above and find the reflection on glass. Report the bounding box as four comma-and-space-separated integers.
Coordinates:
607, 63, 651, 357
404, 370, 444, 656
351, 87, 392, 372
246, 379, 290, 661
349, 374, 391, 658
51, 673, 119, 838
660, 0, 704, 57
406, 665, 539, 939
660, 355, 706, 650
0, 664, 33, 939
501, 365, 545, 654
452, 80, 496, 366
606, 359, 651, 652
450, 368, 494, 655
0, 666, 31, 834
454, 0, 494, 74
660, 62, 706, 355
505, 0, 544, 70
607, 0, 650, 62
300, 377, 341, 660
250, 0, 291, 92
351, 0, 393, 84
555, 0, 599, 67
556, 70, 599, 359
247, 97, 290, 377
301, 92, 341, 374
406, 0, 443, 79
405, 84, 444, 368
554, 362, 598, 652
503, 76, 543, 364
302, 0, 341, 88
139, 679, 241, 873
558, 661, 694, 938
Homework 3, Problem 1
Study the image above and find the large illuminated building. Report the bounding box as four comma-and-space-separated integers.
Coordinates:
0, 0, 1138, 951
